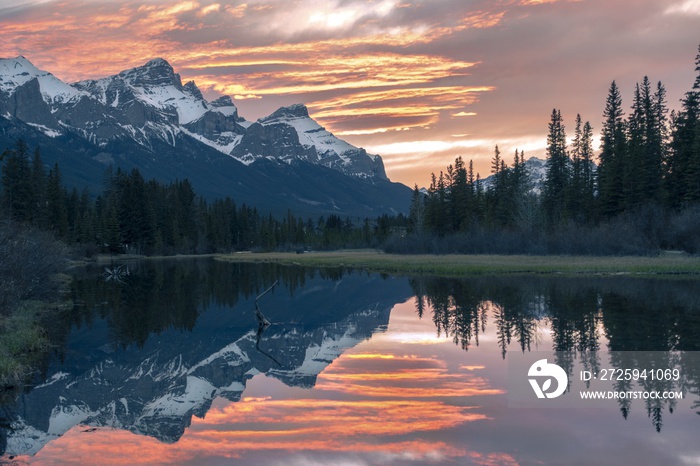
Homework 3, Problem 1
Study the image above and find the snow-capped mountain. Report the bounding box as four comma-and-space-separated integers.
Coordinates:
0, 56, 411, 216
0, 56, 385, 180
0, 56, 85, 105
233, 103, 387, 179
1, 268, 411, 457
70, 58, 248, 152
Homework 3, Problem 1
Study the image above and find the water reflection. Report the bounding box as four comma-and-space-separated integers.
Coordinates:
0, 261, 699, 464
411, 276, 700, 354
411, 275, 700, 434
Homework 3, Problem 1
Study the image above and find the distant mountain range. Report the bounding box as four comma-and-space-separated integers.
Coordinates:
0, 57, 410, 217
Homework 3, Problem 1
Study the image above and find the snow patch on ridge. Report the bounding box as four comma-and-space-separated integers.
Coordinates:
0, 56, 86, 104
260, 104, 357, 164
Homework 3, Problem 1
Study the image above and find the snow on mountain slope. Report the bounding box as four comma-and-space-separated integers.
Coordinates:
260, 104, 360, 164
0, 56, 85, 104
0, 56, 390, 181
74, 58, 214, 125
246, 103, 387, 179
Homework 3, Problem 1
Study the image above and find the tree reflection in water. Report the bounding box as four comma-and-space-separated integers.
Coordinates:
410, 275, 700, 431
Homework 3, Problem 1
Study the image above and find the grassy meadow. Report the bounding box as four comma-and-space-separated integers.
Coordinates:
215, 250, 700, 277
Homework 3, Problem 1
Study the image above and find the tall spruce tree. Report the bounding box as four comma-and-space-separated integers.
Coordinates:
667, 47, 700, 205
569, 114, 585, 218
1, 140, 33, 222
30, 147, 47, 228
543, 109, 569, 224
408, 185, 425, 234
46, 164, 68, 237
598, 81, 627, 216
647, 80, 668, 203
580, 120, 596, 221
626, 82, 647, 208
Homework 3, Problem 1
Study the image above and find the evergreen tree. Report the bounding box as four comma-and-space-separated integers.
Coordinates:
580, 120, 596, 222
598, 81, 627, 216
46, 164, 68, 237
30, 147, 47, 228
408, 185, 425, 234
1, 140, 33, 222
645, 79, 667, 203
667, 48, 700, 205
569, 114, 585, 218
543, 109, 569, 224
626, 77, 665, 207
447, 156, 469, 231
626, 82, 647, 208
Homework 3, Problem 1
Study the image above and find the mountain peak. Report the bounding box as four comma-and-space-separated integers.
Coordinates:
183, 80, 203, 101
0, 55, 83, 103
211, 95, 234, 108
144, 57, 172, 68
262, 103, 309, 121
0, 55, 41, 82
119, 58, 180, 89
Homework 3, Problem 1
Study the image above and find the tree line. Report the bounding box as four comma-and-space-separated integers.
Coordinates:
394, 45, 700, 255
0, 142, 407, 256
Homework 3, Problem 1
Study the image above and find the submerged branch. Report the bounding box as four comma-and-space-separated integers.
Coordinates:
253, 280, 281, 366
254, 280, 277, 327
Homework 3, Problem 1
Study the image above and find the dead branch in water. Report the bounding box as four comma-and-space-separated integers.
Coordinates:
253, 280, 281, 366
254, 280, 277, 327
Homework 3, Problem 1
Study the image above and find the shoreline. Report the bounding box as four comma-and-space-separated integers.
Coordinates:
214, 250, 700, 277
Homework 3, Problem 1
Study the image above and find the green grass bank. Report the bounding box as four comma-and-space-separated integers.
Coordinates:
215, 250, 700, 277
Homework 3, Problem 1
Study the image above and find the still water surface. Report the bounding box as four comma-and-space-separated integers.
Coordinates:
2, 259, 700, 465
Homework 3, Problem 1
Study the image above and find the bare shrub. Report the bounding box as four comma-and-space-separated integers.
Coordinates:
665, 206, 700, 254
0, 219, 68, 315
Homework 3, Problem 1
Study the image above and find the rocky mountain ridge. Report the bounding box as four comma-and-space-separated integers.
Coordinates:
0, 56, 411, 217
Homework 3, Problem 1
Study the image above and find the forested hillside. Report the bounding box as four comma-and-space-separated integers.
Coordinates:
0, 142, 405, 255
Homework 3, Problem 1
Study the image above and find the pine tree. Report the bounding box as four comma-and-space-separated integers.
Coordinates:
647, 81, 668, 203
598, 81, 627, 216
491, 145, 502, 178
667, 47, 700, 206
580, 120, 596, 221
625, 77, 665, 207
447, 156, 469, 231
46, 164, 68, 237
408, 185, 425, 234
30, 147, 47, 228
626, 82, 646, 208
684, 47, 700, 202
569, 114, 585, 217
543, 109, 570, 224
104, 202, 122, 253
1, 140, 33, 222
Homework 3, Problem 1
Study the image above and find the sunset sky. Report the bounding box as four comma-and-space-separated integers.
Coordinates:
0, 0, 698, 187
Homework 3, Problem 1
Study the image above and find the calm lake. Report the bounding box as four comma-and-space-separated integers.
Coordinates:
2, 258, 700, 465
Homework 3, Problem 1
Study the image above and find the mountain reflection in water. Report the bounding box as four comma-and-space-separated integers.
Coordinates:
1, 259, 699, 465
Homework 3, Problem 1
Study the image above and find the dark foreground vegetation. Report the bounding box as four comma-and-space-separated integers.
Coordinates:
390, 46, 700, 255
0, 219, 67, 391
